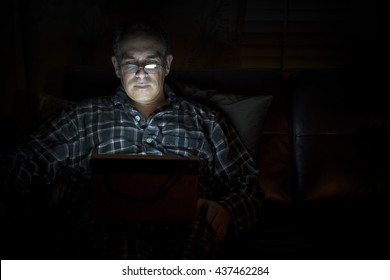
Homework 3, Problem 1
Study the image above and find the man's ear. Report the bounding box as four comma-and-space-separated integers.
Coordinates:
111, 56, 120, 78
164, 54, 173, 76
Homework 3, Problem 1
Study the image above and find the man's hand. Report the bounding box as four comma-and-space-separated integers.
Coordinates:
197, 198, 230, 241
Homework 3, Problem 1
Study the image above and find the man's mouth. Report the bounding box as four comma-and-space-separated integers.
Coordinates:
134, 83, 150, 89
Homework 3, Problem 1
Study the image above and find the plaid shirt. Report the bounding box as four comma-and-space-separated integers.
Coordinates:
1, 85, 263, 241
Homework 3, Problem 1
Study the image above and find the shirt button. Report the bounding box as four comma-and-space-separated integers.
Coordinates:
145, 138, 153, 143
135, 115, 141, 121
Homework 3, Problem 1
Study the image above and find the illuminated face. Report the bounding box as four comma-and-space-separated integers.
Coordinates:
111, 31, 173, 106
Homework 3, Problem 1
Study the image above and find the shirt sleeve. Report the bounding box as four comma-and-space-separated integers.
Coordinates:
207, 111, 264, 240
0, 109, 80, 195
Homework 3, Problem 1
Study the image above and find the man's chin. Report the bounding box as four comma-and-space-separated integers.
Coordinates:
127, 89, 157, 101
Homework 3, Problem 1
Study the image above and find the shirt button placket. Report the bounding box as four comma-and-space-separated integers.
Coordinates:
142, 119, 159, 153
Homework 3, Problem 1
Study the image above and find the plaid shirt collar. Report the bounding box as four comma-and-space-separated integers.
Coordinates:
111, 84, 180, 112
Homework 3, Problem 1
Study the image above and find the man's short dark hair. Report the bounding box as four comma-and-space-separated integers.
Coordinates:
112, 21, 170, 60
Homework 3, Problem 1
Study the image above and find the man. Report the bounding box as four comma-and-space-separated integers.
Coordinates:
1, 21, 263, 259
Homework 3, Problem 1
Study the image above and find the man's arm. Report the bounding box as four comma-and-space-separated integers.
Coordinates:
0, 110, 80, 195
204, 112, 264, 240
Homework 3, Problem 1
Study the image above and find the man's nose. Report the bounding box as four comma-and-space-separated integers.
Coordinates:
135, 66, 148, 78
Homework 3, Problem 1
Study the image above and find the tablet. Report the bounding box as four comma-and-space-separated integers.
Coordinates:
90, 154, 200, 221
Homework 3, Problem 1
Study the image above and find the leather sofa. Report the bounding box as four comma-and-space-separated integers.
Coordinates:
2, 67, 389, 259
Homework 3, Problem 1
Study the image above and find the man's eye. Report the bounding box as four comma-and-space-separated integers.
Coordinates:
145, 64, 158, 69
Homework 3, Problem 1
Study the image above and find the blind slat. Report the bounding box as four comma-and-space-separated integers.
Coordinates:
239, 0, 350, 72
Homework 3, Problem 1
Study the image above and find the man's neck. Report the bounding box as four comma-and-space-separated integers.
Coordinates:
133, 93, 168, 119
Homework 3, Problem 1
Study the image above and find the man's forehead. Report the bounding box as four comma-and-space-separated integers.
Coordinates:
119, 31, 164, 58
120, 52, 162, 60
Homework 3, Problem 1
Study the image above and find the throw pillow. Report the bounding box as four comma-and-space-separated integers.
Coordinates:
208, 93, 272, 158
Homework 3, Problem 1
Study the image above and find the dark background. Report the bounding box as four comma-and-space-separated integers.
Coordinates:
1, 0, 383, 130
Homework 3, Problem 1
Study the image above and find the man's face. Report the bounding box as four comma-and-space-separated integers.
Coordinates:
112, 31, 173, 105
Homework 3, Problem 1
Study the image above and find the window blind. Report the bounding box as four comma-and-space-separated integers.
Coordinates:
240, 0, 349, 73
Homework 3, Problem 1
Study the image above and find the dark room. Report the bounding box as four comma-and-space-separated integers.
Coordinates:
1, 0, 389, 278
